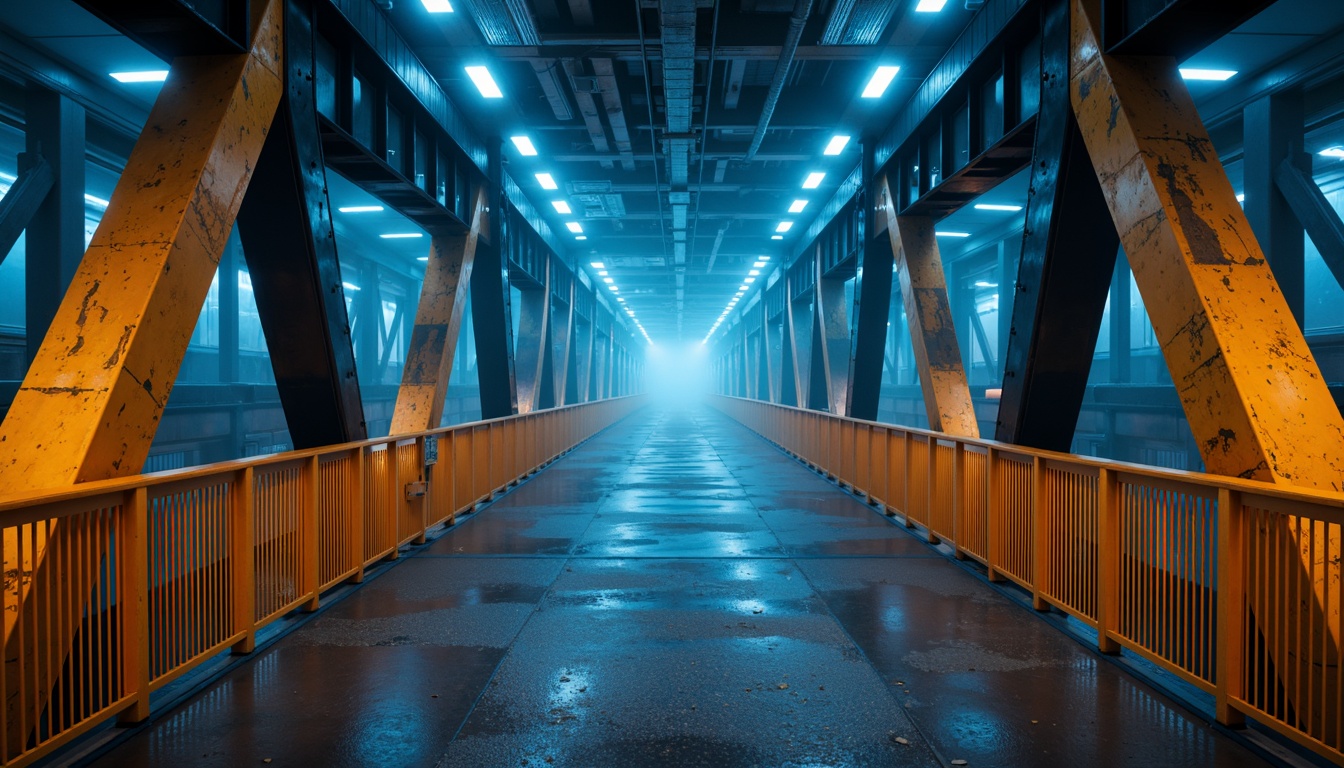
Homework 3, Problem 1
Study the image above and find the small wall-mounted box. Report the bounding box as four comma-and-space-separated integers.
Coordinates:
405, 481, 428, 500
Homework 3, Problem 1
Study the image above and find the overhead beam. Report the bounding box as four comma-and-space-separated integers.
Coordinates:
996, 0, 1118, 451
74, 0, 249, 59
1101, 0, 1275, 60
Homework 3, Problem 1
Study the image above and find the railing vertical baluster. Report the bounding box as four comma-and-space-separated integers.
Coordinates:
1097, 467, 1121, 653
388, 442, 401, 560
1032, 457, 1049, 611
303, 456, 320, 611
1217, 487, 1248, 727
925, 439, 937, 544
986, 448, 1003, 582
952, 442, 965, 560
415, 437, 429, 544
351, 448, 366, 583
902, 432, 913, 527
231, 468, 256, 654
118, 487, 150, 724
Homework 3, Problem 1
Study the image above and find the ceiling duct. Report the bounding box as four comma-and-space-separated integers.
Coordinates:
460, 0, 540, 45
744, 0, 812, 161
820, 0, 900, 45
659, 0, 697, 190
593, 58, 636, 172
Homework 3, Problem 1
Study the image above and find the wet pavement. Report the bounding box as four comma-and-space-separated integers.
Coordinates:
93, 405, 1271, 767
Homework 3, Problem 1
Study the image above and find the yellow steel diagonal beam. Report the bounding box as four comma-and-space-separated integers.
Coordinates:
0, 0, 283, 740
1071, 0, 1342, 733
879, 177, 979, 437
389, 188, 487, 434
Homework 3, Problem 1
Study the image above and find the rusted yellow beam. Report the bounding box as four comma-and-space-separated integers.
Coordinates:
1071, 0, 1344, 488
1070, 0, 1341, 730
0, 0, 283, 744
879, 177, 979, 437
389, 188, 487, 434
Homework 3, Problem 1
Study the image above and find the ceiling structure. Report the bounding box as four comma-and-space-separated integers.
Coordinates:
5, 0, 1344, 348
382, 0, 978, 343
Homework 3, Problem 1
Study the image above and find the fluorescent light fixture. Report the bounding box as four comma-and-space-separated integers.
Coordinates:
759, 256, 769, 261
974, 203, 1022, 212
973, 280, 998, 288
536, 173, 558, 190
936, 231, 971, 238
823, 135, 851, 155
381, 232, 424, 239
771, 235, 784, 240
84, 194, 109, 208
753, 261, 766, 268
914, 0, 947, 10
417, 256, 429, 262
342, 281, 362, 292
421, 0, 454, 10
608, 285, 618, 291
740, 285, 749, 291
735, 292, 744, 296
552, 200, 572, 214
776, 221, 793, 233
603, 277, 614, 283
617, 297, 625, 302
576, 236, 588, 240
748, 270, 760, 276
1236, 193, 1245, 203
599, 270, 609, 276
339, 205, 384, 213
788, 200, 808, 213
566, 222, 583, 233
465, 66, 503, 98
591, 261, 605, 268
510, 136, 538, 156
745, 277, 756, 284
1318, 147, 1344, 158
861, 66, 900, 98
1179, 68, 1236, 81
802, 172, 826, 189
110, 70, 168, 83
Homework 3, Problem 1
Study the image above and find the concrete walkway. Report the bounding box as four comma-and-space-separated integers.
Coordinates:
95, 406, 1269, 767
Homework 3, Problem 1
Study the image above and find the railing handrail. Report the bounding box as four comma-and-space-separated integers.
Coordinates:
713, 395, 1344, 510
0, 395, 645, 515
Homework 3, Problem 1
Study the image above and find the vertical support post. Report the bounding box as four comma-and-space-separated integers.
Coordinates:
986, 447, 1005, 582
878, 178, 979, 437
1096, 467, 1120, 653
473, 152, 519, 419
1216, 487, 1247, 727
302, 455, 320, 611
514, 259, 553, 412
218, 234, 240, 383
1243, 91, 1305, 326
117, 487, 150, 724
552, 281, 576, 405
951, 442, 966, 559
23, 89, 85, 367
350, 447, 365, 583
232, 467, 257, 654
1031, 456, 1049, 611
848, 171, 893, 421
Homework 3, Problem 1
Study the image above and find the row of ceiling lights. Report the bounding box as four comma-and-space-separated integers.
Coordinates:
590, 261, 652, 344
702, 256, 770, 343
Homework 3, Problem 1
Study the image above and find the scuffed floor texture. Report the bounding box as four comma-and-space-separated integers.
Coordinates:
93, 406, 1269, 767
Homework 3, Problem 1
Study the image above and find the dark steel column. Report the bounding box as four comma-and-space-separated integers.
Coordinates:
472, 153, 519, 418
995, 0, 1118, 451
1244, 91, 1305, 325
24, 90, 85, 365
848, 162, 892, 421
237, 0, 367, 446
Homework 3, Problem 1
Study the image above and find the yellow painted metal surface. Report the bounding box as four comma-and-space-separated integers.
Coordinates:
389, 188, 487, 434
879, 178, 979, 437
0, 1, 284, 489
0, 0, 284, 754
1070, 0, 1342, 741
1070, 0, 1344, 489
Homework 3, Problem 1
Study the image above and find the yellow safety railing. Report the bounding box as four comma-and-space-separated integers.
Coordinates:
0, 395, 644, 767
712, 394, 1344, 765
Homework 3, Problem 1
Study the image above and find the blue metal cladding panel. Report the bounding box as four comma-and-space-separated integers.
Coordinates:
504, 171, 567, 262
328, 0, 490, 172
873, 0, 1033, 173
795, 164, 862, 261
